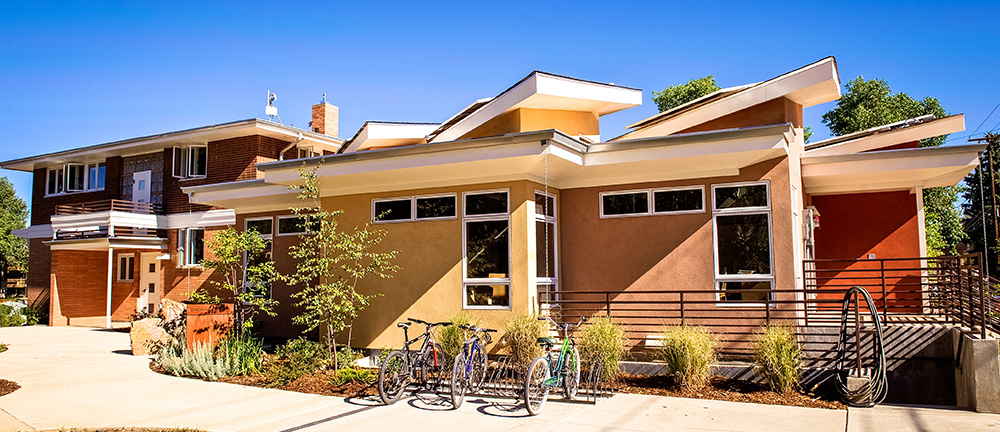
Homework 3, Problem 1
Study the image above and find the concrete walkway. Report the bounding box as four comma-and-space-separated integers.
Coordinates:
0, 326, 997, 432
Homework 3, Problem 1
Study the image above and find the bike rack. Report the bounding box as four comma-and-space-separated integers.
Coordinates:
472, 354, 613, 404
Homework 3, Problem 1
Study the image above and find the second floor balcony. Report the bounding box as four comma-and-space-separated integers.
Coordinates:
51, 199, 164, 241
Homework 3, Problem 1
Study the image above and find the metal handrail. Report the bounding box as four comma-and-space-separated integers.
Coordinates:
54, 199, 163, 215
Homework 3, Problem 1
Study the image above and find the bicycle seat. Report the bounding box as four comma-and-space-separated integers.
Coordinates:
397, 322, 412, 329
537, 337, 558, 345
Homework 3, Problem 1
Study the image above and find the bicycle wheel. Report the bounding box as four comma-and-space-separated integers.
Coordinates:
378, 350, 409, 405
469, 345, 488, 393
524, 356, 550, 416
420, 342, 445, 392
450, 351, 468, 408
563, 348, 580, 400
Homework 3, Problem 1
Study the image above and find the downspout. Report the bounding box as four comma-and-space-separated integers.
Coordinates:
278, 133, 304, 161
106, 247, 114, 329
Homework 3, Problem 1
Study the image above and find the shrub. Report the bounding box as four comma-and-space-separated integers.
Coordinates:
753, 325, 801, 393
0, 304, 25, 327
221, 330, 264, 376
578, 315, 628, 383
265, 338, 331, 385
331, 367, 376, 386
656, 325, 716, 389
22, 305, 39, 325
436, 312, 480, 365
336, 347, 363, 369
0, 343, 7, 353
500, 313, 546, 371
159, 343, 236, 381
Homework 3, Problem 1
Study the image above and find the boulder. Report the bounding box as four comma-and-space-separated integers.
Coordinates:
160, 298, 186, 323
130, 317, 168, 356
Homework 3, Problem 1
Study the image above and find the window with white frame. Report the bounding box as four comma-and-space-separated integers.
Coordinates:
535, 191, 557, 304
117, 254, 135, 281
712, 182, 772, 303
373, 194, 457, 223
600, 186, 704, 218
172, 146, 207, 179
244, 217, 273, 299
463, 190, 510, 308
178, 228, 205, 267
45, 162, 106, 196
277, 215, 317, 235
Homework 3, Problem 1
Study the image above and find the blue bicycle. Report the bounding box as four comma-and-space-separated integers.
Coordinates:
449, 324, 497, 408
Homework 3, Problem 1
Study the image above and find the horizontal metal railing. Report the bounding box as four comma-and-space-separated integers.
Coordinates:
54, 226, 164, 240
54, 199, 163, 215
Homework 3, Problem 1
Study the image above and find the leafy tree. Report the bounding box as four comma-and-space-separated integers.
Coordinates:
652, 76, 721, 112
199, 226, 278, 330
0, 177, 27, 289
962, 133, 1000, 276
821, 77, 962, 256
283, 162, 399, 370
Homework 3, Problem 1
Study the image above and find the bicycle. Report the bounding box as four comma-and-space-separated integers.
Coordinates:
449, 324, 497, 408
523, 316, 587, 416
378, 318, 453, 405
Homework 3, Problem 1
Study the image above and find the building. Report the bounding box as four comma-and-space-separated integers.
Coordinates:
2, 58, 988, 350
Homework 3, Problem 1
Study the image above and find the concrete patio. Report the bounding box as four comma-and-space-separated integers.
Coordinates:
0, 325, 996, 432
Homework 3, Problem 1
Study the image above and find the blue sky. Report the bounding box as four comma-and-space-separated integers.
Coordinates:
2, 1, 998, 209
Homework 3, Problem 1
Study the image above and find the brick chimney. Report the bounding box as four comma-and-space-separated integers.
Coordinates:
311, 100, 339, 137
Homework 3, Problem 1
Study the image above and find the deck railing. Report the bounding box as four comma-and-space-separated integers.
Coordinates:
54, 199, 163, 215
537, 254, 992, 357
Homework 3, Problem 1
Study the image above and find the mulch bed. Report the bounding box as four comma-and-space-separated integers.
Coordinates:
0, 379, 20, 397
220, 370, 378, 398
616, 373, 844, 410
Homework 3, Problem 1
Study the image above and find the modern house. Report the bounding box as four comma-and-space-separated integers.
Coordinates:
2, 57, 990, 351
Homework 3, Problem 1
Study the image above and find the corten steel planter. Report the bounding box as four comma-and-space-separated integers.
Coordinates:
185, 303, 234, 351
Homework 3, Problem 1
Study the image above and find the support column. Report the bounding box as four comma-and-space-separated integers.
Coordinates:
106, 247, 114, 329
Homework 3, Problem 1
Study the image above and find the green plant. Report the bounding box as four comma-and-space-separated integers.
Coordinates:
158, 343, 235, 381
186, 288, 221, 305
376, 346, 393, 367
22, 305, 39, 325
753, 325, 801, 393
265, 338, 331, 385
578, 315, 628, 383
221, 330, 264, 376
0, 343, 7, 353
0, 304, 25, 327
652, 75, 721, 112
436, 312, 480, 366
283, 162, 399, 370
656, 325, 716, 389
330, 367, 376, 386
200, 225, 278, 330
336, 347, 363, 369
500, 313, 546, 371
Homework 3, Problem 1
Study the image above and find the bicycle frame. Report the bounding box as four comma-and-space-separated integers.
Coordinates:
462, 338, 480, 374
543, 337, 574, 387
400, 325, 440, 373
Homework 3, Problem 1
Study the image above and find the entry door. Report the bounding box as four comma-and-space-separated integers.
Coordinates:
133, 171, 151, 203
139, 253, 161, 313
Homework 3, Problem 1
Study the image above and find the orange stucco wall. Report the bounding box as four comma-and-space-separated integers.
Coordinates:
460, 108, 600, 140
678, 98, 803, 134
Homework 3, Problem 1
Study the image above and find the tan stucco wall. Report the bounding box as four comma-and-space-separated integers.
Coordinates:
460, 108, 600, 140
678, 98, 803, 134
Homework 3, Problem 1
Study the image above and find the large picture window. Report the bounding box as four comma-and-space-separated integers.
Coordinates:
173, 146, 207, 179
45, 162, 105, 196
178, 228, 205, 267
463, 190, 510, 308
712, 181, 772, 303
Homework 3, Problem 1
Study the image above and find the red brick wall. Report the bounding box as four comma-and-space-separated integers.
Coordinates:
31, 156, 123, 226
27, 238, 50, 290
162, 135, 291, 214
49, 249, 143, 326
161, 227, 227, 303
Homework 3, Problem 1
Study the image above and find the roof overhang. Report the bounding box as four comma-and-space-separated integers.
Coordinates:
429, 72, 642, 143
616, 57, 840, 140
1, 119, 344, 172
802, 144, 985, 195
805, 114, 965, 156
186, 124, 793, 212
342, 122, 440, 153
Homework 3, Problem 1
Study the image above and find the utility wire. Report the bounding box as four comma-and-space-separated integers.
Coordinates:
971, 101, 1000, 139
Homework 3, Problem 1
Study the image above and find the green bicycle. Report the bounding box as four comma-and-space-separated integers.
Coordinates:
523, 316, 587, 416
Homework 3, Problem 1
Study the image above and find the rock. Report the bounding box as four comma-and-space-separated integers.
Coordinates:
130, 317, 168, 356
160, 298, 186, 323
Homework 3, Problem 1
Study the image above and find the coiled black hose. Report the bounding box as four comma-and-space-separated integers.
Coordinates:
834, 286, 888, 407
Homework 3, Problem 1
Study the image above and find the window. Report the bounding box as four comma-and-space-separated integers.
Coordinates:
178, 228, 205, 267
173, 146, 207, 179
277, 215, 317, 235
463, 190, 510, 308
712, 182, 773, 303
298, 148, 320, 158
245, 218, 273, 236
117, 255, 135, 281
535, 192, 557, 304
45, 162, 105, 196
244, 218, 273, 299
600, 186, 705, 218
372, 194, 457, 223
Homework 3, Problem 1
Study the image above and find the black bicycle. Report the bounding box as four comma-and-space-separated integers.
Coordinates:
378, 318, 453, 405
449, 324, 497, 408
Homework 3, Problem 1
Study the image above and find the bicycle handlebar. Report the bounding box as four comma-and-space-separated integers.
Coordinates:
537, 315, 588, 329
406, 318, 453, 328
458, 323, 498, 333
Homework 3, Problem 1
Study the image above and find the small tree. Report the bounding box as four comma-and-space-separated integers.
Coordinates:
199, 226, 278, 331
284, 162, 399, 370
0, 177, 27, 291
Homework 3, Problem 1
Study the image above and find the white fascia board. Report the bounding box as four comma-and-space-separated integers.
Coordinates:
343, 125, 372, 153
805, 115, 966, 156
802, 145, 984, 194
584, 134, 786, 167
432, 75, 540, 143
13, 224, 52, 239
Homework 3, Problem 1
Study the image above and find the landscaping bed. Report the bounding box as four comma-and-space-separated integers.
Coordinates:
0, 378, 20, 397
616, 372, 844, 410
219, 369, 378, 398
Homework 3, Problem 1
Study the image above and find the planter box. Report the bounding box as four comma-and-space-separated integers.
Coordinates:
185, 303, 234, 351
